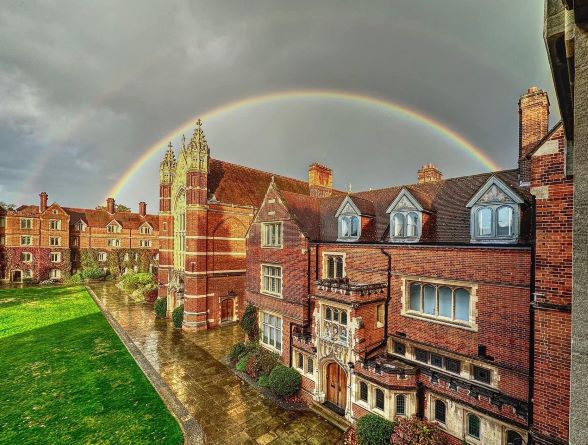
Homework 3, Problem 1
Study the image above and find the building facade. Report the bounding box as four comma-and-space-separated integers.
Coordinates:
244, 88, 573, 445
0, 195, 159, 283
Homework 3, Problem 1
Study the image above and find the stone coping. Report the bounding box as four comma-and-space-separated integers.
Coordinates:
85, 286, 204, 445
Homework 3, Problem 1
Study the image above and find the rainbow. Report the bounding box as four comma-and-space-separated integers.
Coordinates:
106, 89, 501, 199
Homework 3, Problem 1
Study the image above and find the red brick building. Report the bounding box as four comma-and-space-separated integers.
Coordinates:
0, 195, 159, 283
244, 87, 573, 445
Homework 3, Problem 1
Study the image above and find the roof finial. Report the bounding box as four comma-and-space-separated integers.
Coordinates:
167, 141, 173, 150
348, 183, 353, 194
271, 175, 275, 184
196, 118, 202, 129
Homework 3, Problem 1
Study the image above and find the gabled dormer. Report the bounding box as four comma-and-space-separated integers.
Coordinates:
74, 220, 87, 232
335, 196, 362, 242
466, 176, 524, 243
386, 189, 423, 242
106, 219, 123, 234
139, 221, 153, 235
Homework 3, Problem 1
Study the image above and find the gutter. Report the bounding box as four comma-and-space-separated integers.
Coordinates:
528, 196, 537, 431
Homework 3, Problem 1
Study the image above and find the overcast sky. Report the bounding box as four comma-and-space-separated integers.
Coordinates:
0, 0, 556, 212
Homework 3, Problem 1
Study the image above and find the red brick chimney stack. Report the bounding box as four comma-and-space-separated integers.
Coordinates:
106, 197, 116, 214
139, 201, 147, 217
417, 163, 443, 183
308, 163, 333, 198
39, 192, 48, 213
518, 86, 549, 184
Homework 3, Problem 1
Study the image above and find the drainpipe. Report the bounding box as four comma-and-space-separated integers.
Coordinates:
364, 249, 392, 358
306, 241, 311, 330
528, 197, 537, 432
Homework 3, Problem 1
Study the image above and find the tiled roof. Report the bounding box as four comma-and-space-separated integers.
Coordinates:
208, 159, 312, 207
63, 207, 159, 230
278, 190, 321, 240
274, 169, 532, 244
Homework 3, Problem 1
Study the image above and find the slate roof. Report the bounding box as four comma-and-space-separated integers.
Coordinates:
273, 169, 533, 244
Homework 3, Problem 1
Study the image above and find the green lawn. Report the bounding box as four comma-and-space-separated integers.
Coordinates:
0, 285, 183, 445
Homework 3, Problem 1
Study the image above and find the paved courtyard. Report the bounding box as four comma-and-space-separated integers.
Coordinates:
89, 283, 344, 445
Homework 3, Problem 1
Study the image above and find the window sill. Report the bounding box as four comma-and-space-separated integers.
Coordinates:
402, 311, 476, 331
260, 291, 283, 299
260, 342, 282, 355
261, 245, 283, 249
336, 238, 359, 243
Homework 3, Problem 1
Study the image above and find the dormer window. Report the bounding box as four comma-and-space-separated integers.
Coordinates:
335, 196, 362, 241
107, 222, 122, 233
467, 176, 523, 243
386, 189, 423, 242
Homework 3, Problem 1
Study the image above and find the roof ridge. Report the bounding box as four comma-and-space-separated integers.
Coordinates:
211, 158, 308, 187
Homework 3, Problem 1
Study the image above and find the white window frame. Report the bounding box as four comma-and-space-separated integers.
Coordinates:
49, 236, 61, 246
261, 222, 283, 248
323, 253, 345, 279
20, 236, 32, 246
140, 224, 152, 234
98, 252, 108, 262
260, 311, 282, 352
107, 239, 120, 247
261, 264, 282, 297
140, 239, 152, 248
21, 252, 33, 262
20, 218, 33, 229
49, 219, 61, 230
50, 269, 62, 279
107, 223, 121, 233
50, 252, 61, 263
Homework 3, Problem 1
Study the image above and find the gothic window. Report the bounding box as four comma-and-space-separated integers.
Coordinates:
325, 254, 344, 279
506, 430, 524, 445
323, 304, 348, 343
375, 388, 385, 411
387, 190, 423, 242
359, 381, 368, 402
434, 400, 446, 423
173, 190, 186, 270
467, 414, 481, 439
396, 394, 406, 416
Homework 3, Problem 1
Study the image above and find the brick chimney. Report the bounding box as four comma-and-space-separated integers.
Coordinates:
106, 197, 115, 214
417, 163, 443, 183
519, 86, 549, 184
39, 192, 48, 213
308, 163, 333, 197
139, 201, 147, 217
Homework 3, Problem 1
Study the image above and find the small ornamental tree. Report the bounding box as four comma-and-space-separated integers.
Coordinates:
172, 304, 184, 328
268, 365, 301, 397
240, 303, 258, 341
356, 414, 394, 445
154, 298, 167, 319
390, 416, 448, 445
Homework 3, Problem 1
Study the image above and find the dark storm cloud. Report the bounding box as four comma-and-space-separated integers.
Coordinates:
0, 0, 555, 209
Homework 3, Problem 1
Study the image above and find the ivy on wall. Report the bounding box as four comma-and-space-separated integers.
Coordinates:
79, 248, 158, 277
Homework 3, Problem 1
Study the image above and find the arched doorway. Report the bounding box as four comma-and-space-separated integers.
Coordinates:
325, 362, 347, 414
221, 298, 234, 322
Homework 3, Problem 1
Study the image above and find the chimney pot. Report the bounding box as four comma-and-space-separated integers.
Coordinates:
519, 86, 549, 184
417, 164, 443, 183
39, 192, 48, 213
106, 197, 116, 214
139, 201, 147, 217
308, 163, 333, 197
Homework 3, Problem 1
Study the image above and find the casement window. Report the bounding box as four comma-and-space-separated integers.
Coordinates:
393, 342, 406, 356
474, 205, 516, 239
376, 304, 385, 327
21, 252, 33, 262
20, 218, 32, 229
323, 305, 348, 343
411, 348, 461, 375
434, 400, 446, 424
140, 239, 152, 247
261, 312, 282, 351
306, 357, 314, 374
50, 269, 61, 279
140, 225, 152, 234
261, 222, 282, 247
75, 221, 86, 231
467, 414, 481, 440
324, 254, 344, 279
71, 237, 79, 247
107, 223, 121, 233
261, 265, 282, 296
506, 431, 524, 445
395, 394, 406, 416
359, 381, 368, 403
0, 217, 5, 228
98, 252, 108, 262
472, 365, 492, 384
294, 351, 314, 376
390, 211, 421, 239
339, 214, 359, 240
107, 239, 120, 247
297, 353, 304, 370
20, 236, 32, 246
408, 282, 471, 323
49, 237, 61, 246
49, 219, 61, 230
50, 252, 61, 263
374, 388, 385, 411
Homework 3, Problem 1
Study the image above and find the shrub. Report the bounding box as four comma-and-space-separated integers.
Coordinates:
268, 365, 301, 397
356, 414, 395, 445
240, 303, 258, 341
154, 298, 167, 318
121, 272, 155, 292
390, 416, 447, 445
245, 345, 281, 379
81, 267, 106, 281
236, 355, 249, 372
228, 342, 248, 364
258, 373, 270, 388
172, 304, 184, 328
67, 273, 83, 285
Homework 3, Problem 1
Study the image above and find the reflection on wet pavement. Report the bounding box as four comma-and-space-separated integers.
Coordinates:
89, 283, 344, 445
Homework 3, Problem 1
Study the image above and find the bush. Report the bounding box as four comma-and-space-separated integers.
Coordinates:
121, 272, 155, 292
154, 298, 167, 319
228, 342, 248, 364
390, 416, 447, 445
81, 267, 106, 281
268, 365, 301, 397
236, 355, 249, 372
258, 373, 270, 388
172, 304, 184, 328
68, 273, 83, 284
356, 414, 395, 445
240, 303, 258, 341
245, 345, 281, 379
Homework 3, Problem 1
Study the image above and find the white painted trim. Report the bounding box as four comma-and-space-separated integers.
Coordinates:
385, 188, 423, 213
466, 176, 524, 208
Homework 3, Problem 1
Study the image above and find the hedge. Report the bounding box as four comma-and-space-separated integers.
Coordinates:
268, 365, 301, 397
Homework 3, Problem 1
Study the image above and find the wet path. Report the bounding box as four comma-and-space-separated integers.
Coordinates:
89, 283, 344, 445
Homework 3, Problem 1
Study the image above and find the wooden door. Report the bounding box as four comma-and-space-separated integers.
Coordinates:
221, 299, 233, 322
326, 362, 347, 409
